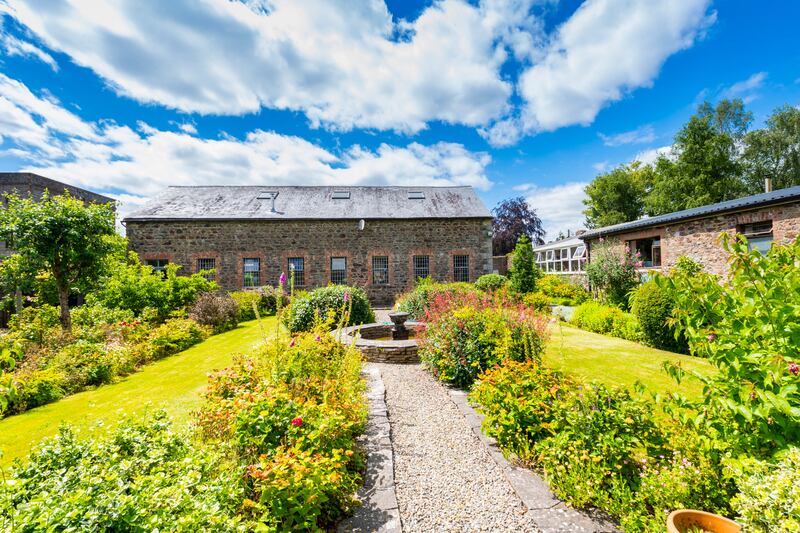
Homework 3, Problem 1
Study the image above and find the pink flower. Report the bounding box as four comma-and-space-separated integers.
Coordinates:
707, 333, 716, 343
315, 335, 321, 342
789, 362, 800, 376
343, 291, 350, 302
291, 417, 303, 427
289, 338, 295, 348
279, 272, 287, 286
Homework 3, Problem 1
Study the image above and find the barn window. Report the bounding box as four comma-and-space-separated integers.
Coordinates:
288, 257, 305, 287
243, 258, 260, 288
453, 254, 469, 282
330, 257, 347, 284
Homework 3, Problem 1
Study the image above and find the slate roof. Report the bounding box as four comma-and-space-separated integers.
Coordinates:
580, 185, 800, 240
124, 186, 491, 221
0, 172, 114, 204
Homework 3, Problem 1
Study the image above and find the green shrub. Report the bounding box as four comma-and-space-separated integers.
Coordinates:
230, 287, 289, 321
572, 301, 643, 342
146, 318, 210, 361
52, 341, 115, 391
283, 285, 374, 333
12, 368, 65, 411
8, 304, 60, 344
71, 303, 136, 343
734, 447, 800, 532
0, 412, 245, 531
419, 299, 549, 388
523, 292, 551, 312
508, 235, 542, 294
395, 279, 477, 320
631, 280, 686, 352
537, 275, 591, 305
585, 241, 640, 309
474, 273, 508, 292
189, 292, 239, 333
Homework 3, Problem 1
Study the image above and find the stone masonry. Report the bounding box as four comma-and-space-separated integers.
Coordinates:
125, 218, 493, 305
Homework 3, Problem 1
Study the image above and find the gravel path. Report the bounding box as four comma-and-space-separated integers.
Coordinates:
376, 363, 541, 533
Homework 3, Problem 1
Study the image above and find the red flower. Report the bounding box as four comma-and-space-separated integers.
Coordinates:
789, 362, 799, 376
291, 417, 303, 427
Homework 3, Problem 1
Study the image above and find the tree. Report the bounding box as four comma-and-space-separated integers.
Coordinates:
646, 100, 749, 215
0, 254, 38, 313
583, 162, 650, 228
742, 105, 800, 193
0, 192, 117, 331
492, 197, 545, 255
508, 235, 541, 294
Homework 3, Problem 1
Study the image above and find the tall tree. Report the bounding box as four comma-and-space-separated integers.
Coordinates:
508, 235, 541, 294
645, 99, 750, 215
583, 162, 651, 228
491, 197, 545, 255
742, 105, 800, 193
0, 192, 117, 331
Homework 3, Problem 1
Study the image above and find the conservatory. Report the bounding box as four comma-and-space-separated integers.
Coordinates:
533, 236, 587, 274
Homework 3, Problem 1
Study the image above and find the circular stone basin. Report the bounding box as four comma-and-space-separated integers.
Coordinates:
336, 322, 424, 364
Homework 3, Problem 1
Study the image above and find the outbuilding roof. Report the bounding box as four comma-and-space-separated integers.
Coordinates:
124, 185, 491, 221
580, 185, 800, 240
0, 172, 114, 204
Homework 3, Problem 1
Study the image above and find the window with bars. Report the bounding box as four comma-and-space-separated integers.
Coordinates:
196, 257, 216, 280
243, 258, 260, 288
372, 256, 389, 285
739, 221, 773, 253
146, 258, 169, 279
330, 257, 347, 284
453, 254, 469, 282
288, 257, 305, 287
413, 255, 430, 280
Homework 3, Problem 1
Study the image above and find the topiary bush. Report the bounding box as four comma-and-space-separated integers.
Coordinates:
474, 273, 508, 292
631, 280, 686, 352
189, 292, 240, 333
282, 285, 374, 333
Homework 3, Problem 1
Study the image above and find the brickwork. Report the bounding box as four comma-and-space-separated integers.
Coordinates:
126, 218, 493, 305
585, 202, 800, 277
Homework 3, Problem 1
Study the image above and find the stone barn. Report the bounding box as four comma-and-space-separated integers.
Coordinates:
124, 186, 493, 305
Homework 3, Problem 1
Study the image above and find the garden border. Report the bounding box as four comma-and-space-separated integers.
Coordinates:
337, 365, 401, 533
447, 387, 620, 533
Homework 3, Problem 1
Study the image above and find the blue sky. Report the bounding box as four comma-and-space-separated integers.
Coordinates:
0, 0, 798, 238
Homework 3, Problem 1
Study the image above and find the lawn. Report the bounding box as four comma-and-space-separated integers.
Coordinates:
0, 317, 276, 466
544, 324, 713, 399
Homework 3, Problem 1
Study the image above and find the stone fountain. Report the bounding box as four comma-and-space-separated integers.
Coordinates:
388, 311, 410, 340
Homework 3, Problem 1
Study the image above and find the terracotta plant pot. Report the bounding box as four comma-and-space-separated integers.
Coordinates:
667, 510, 741, 533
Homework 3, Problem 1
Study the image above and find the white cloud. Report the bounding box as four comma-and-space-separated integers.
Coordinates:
517, 0, 714, 133
0, 20, 58, 70
0, 75, 493, 215
592, 161, 609, 173
1, 0, 528, 134
720, 71, 767, 103
634, 144, 673, 165
598, 124, 655, 147
525, 181, 588, 238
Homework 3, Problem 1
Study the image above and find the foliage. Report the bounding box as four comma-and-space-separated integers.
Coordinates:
571, 301, 643, 343
395, 278, 478, 320
631, 280, 687, 352
658, 234, 800, 455
189, 292, 240, 333
12, 368, 65, 411
508, 235, 542, 294
88, 251, 217, 320
0, 412, 245, 531
583, 162, 650, 228
7, 304, 60, 344
585, 241, 640, 309
282, 285, 374, 333
230, 287, 289, 321
742, 104, 800, 193
537, 275, 590, 305
474, 273, 508, 292
491, 196, 545, 255
418, 292, 549, 388
0, 254, 38, 314
523, 292, 551, 313
146, 318, 210, 361
0, 192, 118, 330
733, 447, 800, 532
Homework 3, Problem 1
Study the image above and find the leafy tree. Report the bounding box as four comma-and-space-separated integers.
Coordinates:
583, 162, 651, 228
0, 254, 38, 313
0, 192, 117, 331
492, 197, 545, 255
742, 105, 800, 193
585, 241, 640, 309
508, 235, 541, 293
646, 100, 750, 215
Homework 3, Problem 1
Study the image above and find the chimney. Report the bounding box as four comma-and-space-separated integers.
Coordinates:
765, 178, 773, 193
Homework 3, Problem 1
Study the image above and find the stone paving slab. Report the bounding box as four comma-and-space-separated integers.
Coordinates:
447, 388, 620, 533
338, 366, 402, 533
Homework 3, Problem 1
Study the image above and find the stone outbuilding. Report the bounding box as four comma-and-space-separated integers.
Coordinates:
124, 185, 493, 305
580, 185, 800, 277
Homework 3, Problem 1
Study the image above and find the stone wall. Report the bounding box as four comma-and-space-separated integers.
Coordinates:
585, 201, 800, 277
126, 218, 493, 305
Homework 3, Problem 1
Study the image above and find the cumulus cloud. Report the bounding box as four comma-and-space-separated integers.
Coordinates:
517, 0, 714, 134
599, 124, 656, 147
525, 181, 588, 238
634, 144, 673, 165
0, 74, 493, 215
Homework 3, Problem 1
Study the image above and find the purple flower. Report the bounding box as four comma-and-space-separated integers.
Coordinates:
279, 272, 287, 286
343, 291, 350, 302
707, 333, 717, 343
289, 338, 295, 348
789, 362, 800, 376
315, 335, 321, 342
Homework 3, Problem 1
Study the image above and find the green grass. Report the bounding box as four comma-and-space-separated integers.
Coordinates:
544, 324, 713, 399
0, 317, 276, 466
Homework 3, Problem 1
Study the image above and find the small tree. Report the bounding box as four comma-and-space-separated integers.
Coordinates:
508, 235, 541, 294
0, 192, 117, 331
585, 241, 640, 309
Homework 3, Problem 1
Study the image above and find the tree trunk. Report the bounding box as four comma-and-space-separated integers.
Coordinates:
13, 287, 23, 314
57, 283, 71, 332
